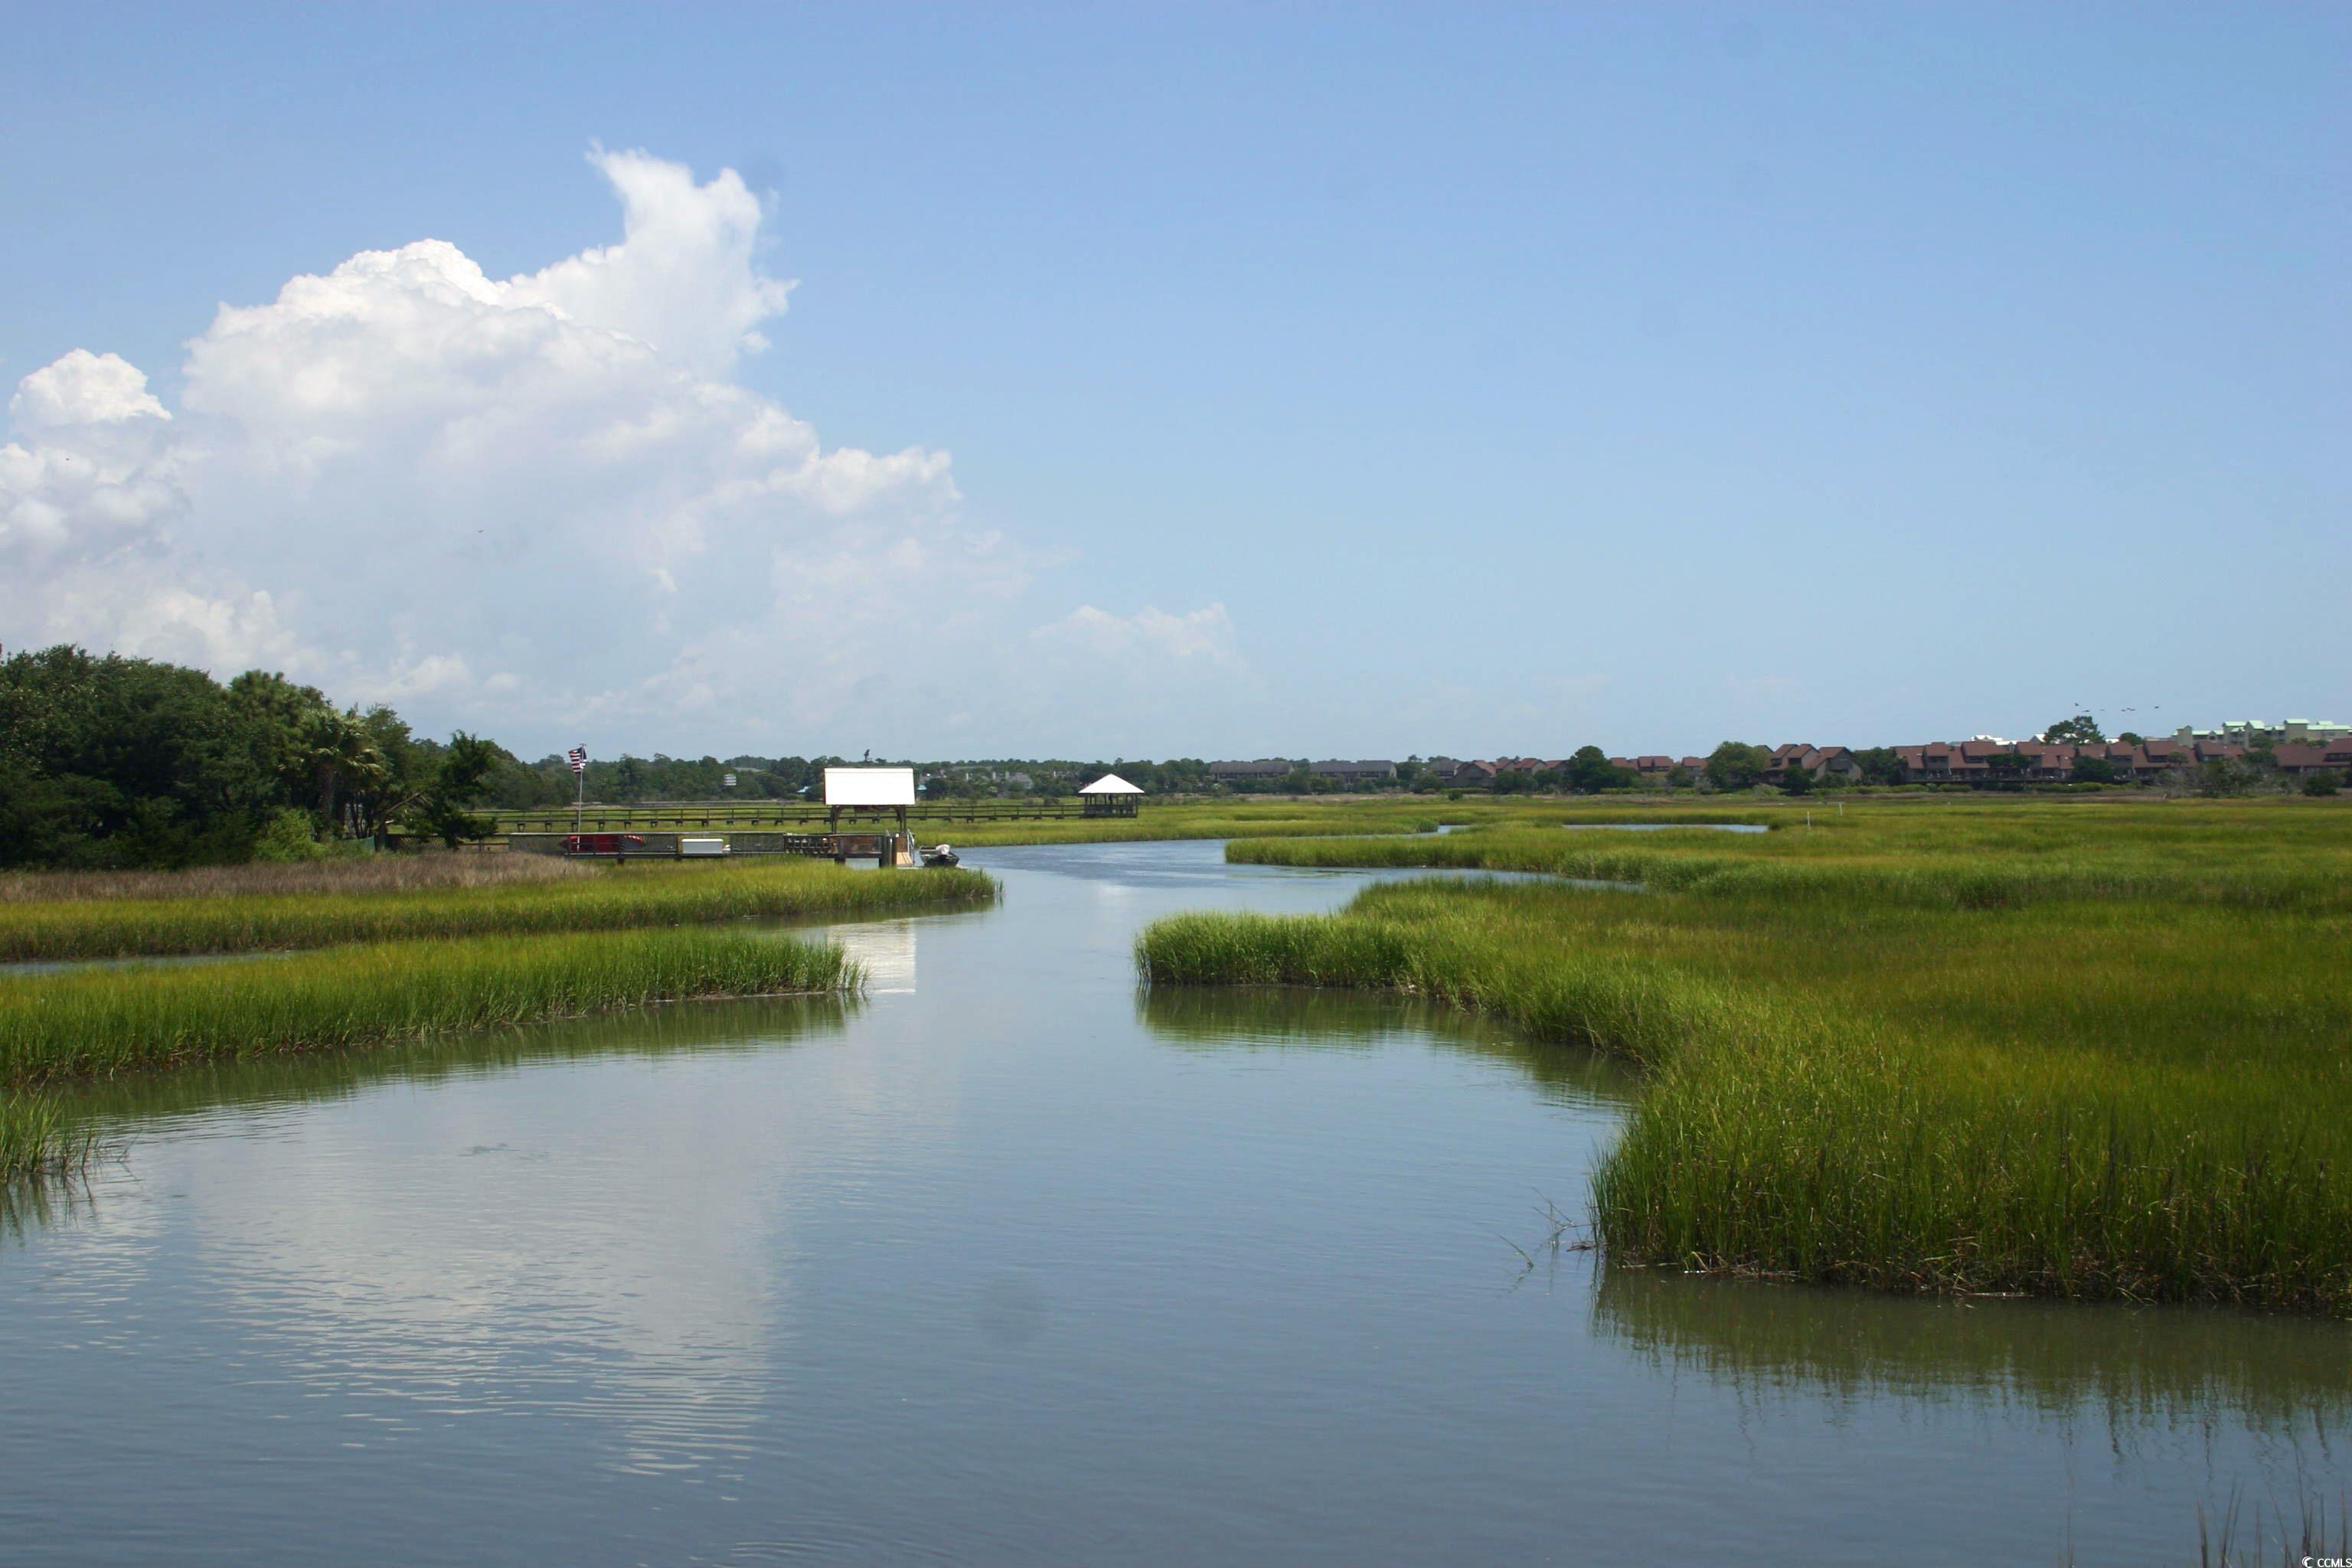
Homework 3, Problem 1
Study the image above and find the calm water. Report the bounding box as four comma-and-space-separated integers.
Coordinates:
1560, 822, 1769, 832
2, 841, 2343, 1565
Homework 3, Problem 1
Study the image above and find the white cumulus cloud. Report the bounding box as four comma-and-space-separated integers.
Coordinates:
503, 148, 794, 376
0, 149, 1238, 754
9, 349, 172, 428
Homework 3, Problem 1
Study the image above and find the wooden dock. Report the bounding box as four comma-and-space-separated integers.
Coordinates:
505, 828, 913, 864
494, 797, 1137, 834
498, 792, 1140, 864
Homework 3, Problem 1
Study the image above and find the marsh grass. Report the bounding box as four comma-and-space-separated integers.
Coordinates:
0, 1093, 98, 1178
0, 927, 860, 1083
1139, 799, 2352, 1312
0, 852, 592, 903
2193, 1488, 2351, 1568
1227, 799, 2352, 911
936, 799, 1465, 847
0, 861, 998, 961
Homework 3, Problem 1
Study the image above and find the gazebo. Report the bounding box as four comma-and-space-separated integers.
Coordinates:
1077, 773, 1145, 818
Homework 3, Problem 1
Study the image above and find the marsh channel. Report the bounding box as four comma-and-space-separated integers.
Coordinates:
2, 840, 2343, 1565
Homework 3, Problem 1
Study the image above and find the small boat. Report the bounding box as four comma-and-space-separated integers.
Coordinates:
921, 843, 960, 868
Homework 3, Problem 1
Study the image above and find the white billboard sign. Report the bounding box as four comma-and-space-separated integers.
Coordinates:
823, 767, 916, 808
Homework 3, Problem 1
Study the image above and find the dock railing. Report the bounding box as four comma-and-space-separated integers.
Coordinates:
490, 796, 1138, 833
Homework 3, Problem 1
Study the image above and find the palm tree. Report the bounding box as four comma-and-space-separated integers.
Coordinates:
304, 707, 386, 839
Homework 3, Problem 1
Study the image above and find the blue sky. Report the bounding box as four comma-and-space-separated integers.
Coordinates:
3, 5, 2344, 760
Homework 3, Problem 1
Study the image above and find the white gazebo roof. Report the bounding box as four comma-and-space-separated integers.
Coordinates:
1078, 773, 1145, 795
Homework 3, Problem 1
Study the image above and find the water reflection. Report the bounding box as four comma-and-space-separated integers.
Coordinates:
1592, 1266, 2352, 1442
1562, 822, 1769, 834
3, 996, 868, 1493
0, 948, 294, 978
1142, 974, 2352, 1548
1138, 984, 1638, 1105
826, 919, 920, 994
0, 1170, 99, 1241
52, 994, 858, 1131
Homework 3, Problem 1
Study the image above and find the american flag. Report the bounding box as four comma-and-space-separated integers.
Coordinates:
567, 746, 587, 774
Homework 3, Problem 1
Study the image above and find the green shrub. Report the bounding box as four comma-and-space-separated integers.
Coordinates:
251, 808, 329, 863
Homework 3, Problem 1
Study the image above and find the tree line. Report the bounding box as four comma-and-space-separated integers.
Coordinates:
9, 647, 2326, 871
0, 646, 501, 870
0, 645, 1210, 868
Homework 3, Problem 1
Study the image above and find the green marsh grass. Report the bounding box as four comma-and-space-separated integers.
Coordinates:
0, 860, 998, 962
0, 852, 590, 903
1227, 799, 2352, 910
1139, 799, 2352, 1312
0, 926, 860, 1083
933, 798, 1465, 847
0, 1093, 98, 1179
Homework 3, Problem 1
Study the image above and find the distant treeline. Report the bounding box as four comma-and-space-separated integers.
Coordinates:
489, 754, 1218, 807
0, 645, 503, 871
0, 643, 1209, 869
